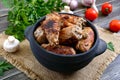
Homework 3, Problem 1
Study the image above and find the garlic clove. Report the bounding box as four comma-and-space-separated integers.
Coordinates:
91, 0, 98, 13
69, 0, 78, 10
62, 0, 71, 5
63, 0, 78, 10
80, 0, 98, 13
92, 4, 98, 13
80, 0, 94, 7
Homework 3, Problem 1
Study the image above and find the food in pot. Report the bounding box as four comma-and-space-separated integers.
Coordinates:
59, 25, 83, 45
76, 27, 94, 52
34, 27, 47, 44
60, 14, 86, 28
41, 44, 76, 55
41, 12, 61, 46
34, 12, 95, 55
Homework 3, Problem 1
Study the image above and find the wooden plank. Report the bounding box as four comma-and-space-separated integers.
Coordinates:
100, 55, 120, 80
95, 0, 120, 79
0, 68, 30, 80
94, 0, 120, 29
0, 21, 9, 33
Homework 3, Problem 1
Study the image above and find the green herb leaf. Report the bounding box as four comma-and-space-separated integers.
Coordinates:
5, 0, 66, 41
0, 61, 14, 76
107, 42, 115, 51
0, 69, 3, 76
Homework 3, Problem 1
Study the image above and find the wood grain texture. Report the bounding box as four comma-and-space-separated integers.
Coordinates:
100, 56, 120, 80
0, 0, 120, 80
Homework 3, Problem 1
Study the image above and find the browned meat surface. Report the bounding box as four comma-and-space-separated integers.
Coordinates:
60, 14, 78, 24
41, 44, 76, 55
59, 25, 83, 45
34, 27, 47, 44
60, 14, 86, 28
34, 12, 94, 55
41, 13, 61, 46
76, 27, 94, 52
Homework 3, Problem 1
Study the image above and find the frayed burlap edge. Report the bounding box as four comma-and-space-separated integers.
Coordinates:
0, 49, 42, 80
0, 47, 118, 80
94, 50, 117, 80
0, 34, 42, 80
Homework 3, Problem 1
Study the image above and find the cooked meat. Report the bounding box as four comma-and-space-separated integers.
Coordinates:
59, 25, 83, 45
60, 14, 87, 28
41, 44, 76, 55
41, 12, 61, 46
60, 14, 78, 24
62, 20, 73, 28
46, 12, 61, 21
75, 17, 87, 28
60, 14, 76, 28
34, 27, 47, 44
76, 27, 94, 52
34, 12, 94, 55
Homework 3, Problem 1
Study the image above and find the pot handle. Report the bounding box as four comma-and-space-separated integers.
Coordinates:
95, 39, 107, 56
24, 25, 33, 41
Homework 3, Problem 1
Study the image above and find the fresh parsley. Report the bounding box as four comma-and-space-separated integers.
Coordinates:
5, 0, 66, 41
107, 42, 115, 51
0, 60, 14, 76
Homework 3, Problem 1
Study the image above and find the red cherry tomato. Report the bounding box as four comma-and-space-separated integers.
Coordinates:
101, 2, 113, 15
85, 8, 98, 21
109, 20, 120, 32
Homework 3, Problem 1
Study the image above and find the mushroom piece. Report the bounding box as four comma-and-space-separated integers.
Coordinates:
3, 36, 20, 53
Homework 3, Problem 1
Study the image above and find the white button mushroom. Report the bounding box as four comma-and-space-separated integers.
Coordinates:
61, 6, 74, 14
3, 36, 20, 53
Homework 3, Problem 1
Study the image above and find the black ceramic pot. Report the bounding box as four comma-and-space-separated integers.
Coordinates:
24, 14, 107, 73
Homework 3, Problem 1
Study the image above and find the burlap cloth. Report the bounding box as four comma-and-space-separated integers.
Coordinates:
0, 26, 120, 80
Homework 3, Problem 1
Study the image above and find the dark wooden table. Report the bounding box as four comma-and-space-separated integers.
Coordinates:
0, 0, 120, 80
